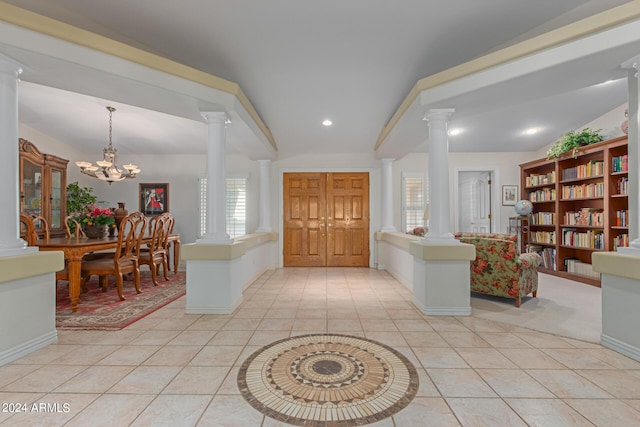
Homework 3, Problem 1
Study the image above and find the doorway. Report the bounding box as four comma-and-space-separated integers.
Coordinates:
457, 170, 494, 233
283, 172, 369, 267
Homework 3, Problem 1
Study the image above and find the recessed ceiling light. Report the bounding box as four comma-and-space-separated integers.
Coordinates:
322, 119, 333, 126
448, 128, 463, 136
523, 127, 541, 135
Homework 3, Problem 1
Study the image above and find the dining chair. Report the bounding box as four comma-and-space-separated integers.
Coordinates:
138, 214, 169, 286
79, 211, 147, 301
19, 214, 36, 246
64, 215, 86, 238
22, 214, 71, 285
30, 215, 50, 240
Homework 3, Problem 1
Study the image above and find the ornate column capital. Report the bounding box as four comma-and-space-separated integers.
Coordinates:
201, 111, 231, 125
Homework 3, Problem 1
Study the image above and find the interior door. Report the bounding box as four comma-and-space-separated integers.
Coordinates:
458, 171, 493, 233
283, 173, 326, 266
283, 172, 369, 267
327, 173, 370, 266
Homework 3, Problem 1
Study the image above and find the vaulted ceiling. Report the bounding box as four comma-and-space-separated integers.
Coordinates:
1, 0, 639, 160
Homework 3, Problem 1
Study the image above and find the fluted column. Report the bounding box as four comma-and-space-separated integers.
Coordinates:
198, 112, 231, 243
0, 55, 33, 257
256, 160, 272, 232
380, 158, 396, 232
423, 109, 458, 244
621, 56, 640, 252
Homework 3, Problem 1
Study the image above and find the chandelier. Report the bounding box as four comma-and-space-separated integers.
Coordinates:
75, 106, 140, 184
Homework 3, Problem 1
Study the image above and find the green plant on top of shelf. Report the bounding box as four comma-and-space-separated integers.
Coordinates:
546, 128, 604, 159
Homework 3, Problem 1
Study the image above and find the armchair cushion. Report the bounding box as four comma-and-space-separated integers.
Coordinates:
454, 232, 542, 307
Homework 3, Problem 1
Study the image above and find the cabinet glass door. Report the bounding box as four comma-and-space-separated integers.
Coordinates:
51, 169, 62, 229
22, 160, 43, 217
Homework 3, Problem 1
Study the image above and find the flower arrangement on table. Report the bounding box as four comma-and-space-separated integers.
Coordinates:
407, 227, 427, 237
68, 205, 116, 237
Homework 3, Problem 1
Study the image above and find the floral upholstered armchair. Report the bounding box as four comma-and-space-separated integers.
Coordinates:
454, 232, 542, 307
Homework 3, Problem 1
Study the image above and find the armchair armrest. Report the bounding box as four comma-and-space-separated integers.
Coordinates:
517, 252, 542, 268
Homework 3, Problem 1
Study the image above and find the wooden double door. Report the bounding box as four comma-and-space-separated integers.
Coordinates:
284, 172, 369, 267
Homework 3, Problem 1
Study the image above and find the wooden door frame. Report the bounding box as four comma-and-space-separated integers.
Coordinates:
278, 167, 378, 268
453, 166, 501, 234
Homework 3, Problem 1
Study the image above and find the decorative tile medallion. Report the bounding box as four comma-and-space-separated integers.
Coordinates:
238, 333, 419, 426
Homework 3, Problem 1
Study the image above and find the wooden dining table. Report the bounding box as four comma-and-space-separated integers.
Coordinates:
37, 233, 181, 312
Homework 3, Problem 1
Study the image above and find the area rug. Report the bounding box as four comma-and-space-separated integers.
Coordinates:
238, 333, 419, 426
56, 270, 186, 330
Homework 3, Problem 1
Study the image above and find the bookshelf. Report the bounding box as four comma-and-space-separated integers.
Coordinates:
520, 136, 628, 286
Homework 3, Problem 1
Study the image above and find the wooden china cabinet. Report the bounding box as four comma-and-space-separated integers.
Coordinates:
19, 138, 69, 237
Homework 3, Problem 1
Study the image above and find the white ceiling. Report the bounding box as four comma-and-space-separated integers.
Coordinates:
2, 0, 638, 159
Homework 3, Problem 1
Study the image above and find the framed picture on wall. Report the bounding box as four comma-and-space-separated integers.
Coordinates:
502, 185, 518, 206
139, 183, 169, 215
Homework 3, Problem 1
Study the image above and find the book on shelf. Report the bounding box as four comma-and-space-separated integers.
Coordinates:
612, 155, 628, 173
563, 208, 604, 227
541, 247, 556, 270
528, 188, 556, 202
561, 160, 604, 180
565, 259, 599, 279
561, 182, 604, 199
561, 228, 604, 249
530, 211, 556, 225
616, 177, 628, 195
616, 210, 628, 227
525, 171, 556, 187
614, 234, 629, 250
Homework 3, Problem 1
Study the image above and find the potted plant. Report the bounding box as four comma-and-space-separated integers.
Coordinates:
73, 205, 116, 238
546, 128, 604, 159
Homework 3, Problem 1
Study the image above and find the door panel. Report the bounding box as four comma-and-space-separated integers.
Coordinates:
327, 173, 370, 266
283, 173, 326, 266
284, 172, 369, 267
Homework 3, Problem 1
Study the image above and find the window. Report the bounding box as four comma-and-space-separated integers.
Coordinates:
198, 176, 247, 239
401, 173, 429, 233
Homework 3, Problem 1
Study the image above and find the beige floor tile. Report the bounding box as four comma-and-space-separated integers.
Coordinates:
455, 348, 519, 369
49, 345, 120, 365
428, 368, 497, 397
576, 369, 640, 399
0, 364, 42, 388
455, 317, 510, 332
248, 330, 290, 346
233, 308, 268, 318
439, 331, 491, 348
527, 370, 611, 398
327, 308, 360, 319
415, 368, 441, 397
163, 366, 230, 394
130, 394, 212, 427
581, 348, 640, 370
476, 368, 555, 398
93, 329, 145, 345
9, 344, 80, 365
95, 345, 160, 366
189, 345, 244, 367
55, 365, 134, 393
357, 309, 391, 320
384, 309, 422, 319
327, 319, 363, 332
65, 394, 155, 427
393, 319, 434, 332
166, 330, 217, 346
216, 366, 241, 395
296, 308, 328, 319
447, 397, 528, 426
151, 317, 200, 331
131, 330, 181, 345
498, 348, 569, 369
361, 319, 399, 332
413, 347, 469, 369
426, 319, 469, 332
624, 399, 640, 412
2, 365, 88, 392
108, 366, 181, 394
402, 331, 449, 347
257, 318, 295, 331
565, 398, 640, 426
142, 345, 202, 366
197, 395, 264, 426
0, 392, 44, 423
542, 349, 616, 369
221, 318, 262, 330
265, 307, 298, 318
365, 331, 408, 347
3, 393, 99, 427
55, 330, 108, 345
207, 330, 254, 346
506, 398, 595, 427
122, 316, 159, 330
476, 332, 533, 348
186, 316, 229, 331
517, 331, 578, 348
291, 318, 326, 331
392, 397, 460, 426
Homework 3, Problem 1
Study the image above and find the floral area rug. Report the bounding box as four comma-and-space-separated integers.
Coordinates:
56, 270, 185, 330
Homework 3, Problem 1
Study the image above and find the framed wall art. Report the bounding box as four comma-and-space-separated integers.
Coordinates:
502, 185, 518, 206
139, 183, 169, 215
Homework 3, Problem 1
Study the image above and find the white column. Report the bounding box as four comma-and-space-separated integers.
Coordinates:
198, 112, 231, 243
423, 108, 458, 244
380, 158, 396, 232
256, 160, 272, 232
0, 55, 33, 257
620, 55, 640, 253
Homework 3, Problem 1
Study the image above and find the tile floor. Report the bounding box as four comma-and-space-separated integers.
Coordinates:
1, 267, 640, 426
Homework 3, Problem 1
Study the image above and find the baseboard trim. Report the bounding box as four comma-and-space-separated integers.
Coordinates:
600, 333, 640, 362
185, 299, 241, 315
0, 330, 57, 366
412, 297, 472, 316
